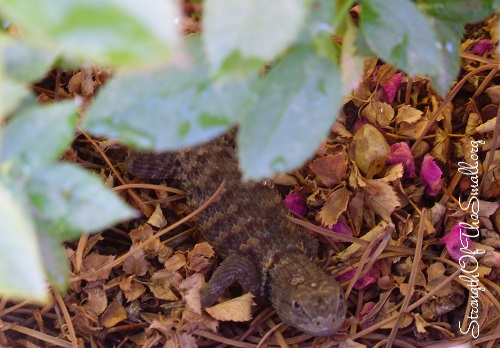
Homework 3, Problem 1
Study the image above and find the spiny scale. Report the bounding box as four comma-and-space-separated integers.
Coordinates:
126, 133, 318, 273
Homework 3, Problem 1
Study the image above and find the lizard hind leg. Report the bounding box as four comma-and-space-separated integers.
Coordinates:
200, 253, 262, 308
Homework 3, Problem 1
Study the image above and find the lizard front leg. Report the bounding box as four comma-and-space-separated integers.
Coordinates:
200, 253, 261, 308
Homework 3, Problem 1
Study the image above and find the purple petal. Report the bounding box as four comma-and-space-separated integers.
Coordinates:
381, 72, 404, 104
420, 154, 442, 196
328, 220, 354, 242
336, 261, 380, 290
471, 39, 493, 56
359, 302, 377, 329
283, 193, 307, 216
386, 142, 416, 178
352, 119, 368, 133
440, 221, 473, 262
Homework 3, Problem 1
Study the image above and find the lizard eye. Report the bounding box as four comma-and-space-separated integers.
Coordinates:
291, 299, 302, 312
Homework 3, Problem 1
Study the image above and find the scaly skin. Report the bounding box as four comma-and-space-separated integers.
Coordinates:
125, 132, 346, 336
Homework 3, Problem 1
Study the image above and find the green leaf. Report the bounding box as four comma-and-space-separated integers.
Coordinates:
38, 232, 69, 293
1, 101, 77, 174
296, 0, 336, 44
83, 38, 254, 151
238, 48, 343, 180
203, 0, 307, 74
416, 0, 495, 23
341, 21, 366, 95
427, 20, 463, 96
0, 35, 57, 82
0, 176, 47, 301
0, 73, 31, 120
26, 163, 137, 239
0, 0, 180, 67
360, 0, 441, 76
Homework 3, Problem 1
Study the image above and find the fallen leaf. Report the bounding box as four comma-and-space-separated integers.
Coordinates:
485, 85, 500, 104
187, 242, 215, 259
148, 269, 182, 301
395, 105, 423, 124
338, 221, 395, 261
164, 253, 186, 272
180, 273, 204, 315
310, 153, 348, 187
81, 253, 115, 282
100, 299, 127, 328
477, 117, 497, 133
205, 293, 255, 322
147, 204, 167, 228
318, 186, 351, 228
86, 286, 107, 316
122, 248, 149, 276
362, 179, 400, 221
427, 262, 445, 281
120, 276, 146, 302
361, 101, 394, 127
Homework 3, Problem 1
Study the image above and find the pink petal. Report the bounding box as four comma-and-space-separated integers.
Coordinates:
420, 154, 442, 196
381, 72, 404, 104
359, 302, 376, 329
440, 221, 473, 262
386, 142, 416, 178
327, 220, 354, 242
336, 261, 380, 290
470, 39, 493, 56
352, 119, 368, 134
283, 193, 307, 216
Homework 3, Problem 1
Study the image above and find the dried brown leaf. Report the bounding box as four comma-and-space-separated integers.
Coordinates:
310, 153, 348, 187
180, 273, 204, 315
120, 276, 146, 302
362, 179, 400, 221
482, 150, 500, 199
337, 221, 395, 261
431, 128, 450, 164
164, 333, 198, 348
361, 101, 394, 127
164, 253, 187, 272
477, 116, 497, 133
148, 269, 182, 301
205, 293, 255, 322
100, 299, 127, 328
147, 204, 167, 228
486, 85, 500, 104
379, 163, 404, 183
332, 120, 353, 138
122, 249, 149, 276
129, 224, 161, 254
86, 286, 107, 316
347, 190, 364, 235
81, 253, 115, 282
427, 262, 445, 281
187, 255, 213, 273
272, 173, 298, 186
395, 105, 423, 124
318, 186, 351, 228
188, 242, 215, 259
466, 112, 481, 135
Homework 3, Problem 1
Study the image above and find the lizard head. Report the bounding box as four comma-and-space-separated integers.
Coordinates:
270, 255, 347, 336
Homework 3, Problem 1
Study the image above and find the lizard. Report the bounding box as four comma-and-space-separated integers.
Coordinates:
125, 131, 347, 336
